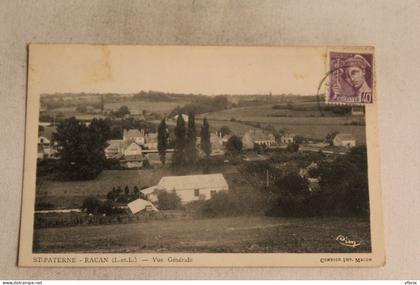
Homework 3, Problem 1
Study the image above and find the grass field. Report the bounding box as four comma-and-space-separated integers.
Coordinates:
33, 216, 371, 253
36, 169, 172, 208
197, 104, 366, 143
200, 104, 353, 120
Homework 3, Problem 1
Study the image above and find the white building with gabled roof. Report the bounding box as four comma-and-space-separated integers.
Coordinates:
142, 173, 229, 204
333, 133, 356, 148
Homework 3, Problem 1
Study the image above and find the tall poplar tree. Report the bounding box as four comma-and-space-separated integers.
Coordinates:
186, 112, 197, 164
200, 117, 211, 158
173, 114, 187, 166
157, 118, 168, 166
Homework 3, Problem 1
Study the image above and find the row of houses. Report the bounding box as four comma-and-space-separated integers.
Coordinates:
37, 122, 357, 164
242, 129, 356, 149
105, 129, 162, 168
106, 129, 229, 168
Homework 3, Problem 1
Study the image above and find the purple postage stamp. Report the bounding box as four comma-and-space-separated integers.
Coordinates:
327, 52, 374, 104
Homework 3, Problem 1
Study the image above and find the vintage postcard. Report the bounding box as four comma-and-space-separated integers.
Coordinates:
19, 45, 384, 267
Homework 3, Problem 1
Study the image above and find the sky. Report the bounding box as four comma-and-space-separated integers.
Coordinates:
29, 45, 328, 96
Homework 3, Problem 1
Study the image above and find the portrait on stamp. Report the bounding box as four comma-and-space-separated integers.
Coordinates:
328, 52, 374, 104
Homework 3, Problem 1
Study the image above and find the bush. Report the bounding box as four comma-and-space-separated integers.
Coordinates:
267, 146, 370, 218
82, 196, 126, 215
187, 191, 242, 218
287, 142, 299, 152
81, 196, 102, 214
226, 135, 243, 154
266, 173, 312, 217
104, 158, 122, 170
157, 191, 182, 210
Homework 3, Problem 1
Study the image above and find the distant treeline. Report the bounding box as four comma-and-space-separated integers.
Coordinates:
168, 95, 230, 116
272, 103, 352, 115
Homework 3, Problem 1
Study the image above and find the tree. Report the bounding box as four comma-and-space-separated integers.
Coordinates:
254, 143, 262, 154
213, 95, 229, 109
82, 196, 102, 214
110, 126, 123, 139
287, 142, 299, 152
219, 126, 231, 137
157, 118, 169, 166
115, 105, 130, 118
173, 113, 187, 166
133, 186, 140, 198
226, 135, 243, 154
186, 112, 198, 164
107, 187, 117, 201
89, 118, 111, 142
200, 117, 211, 158
267, 173, 311, 217
53, 117, 110, 180
116, 186, 123, 196
157, 191, 182, 210
325, 131, 338, 146
315, 146, 370, 216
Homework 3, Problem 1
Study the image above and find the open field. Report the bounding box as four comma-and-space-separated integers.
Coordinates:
197, 104, 366, 143
105, 100, 187, 115
36, 169, 171, 208
37, 169, 171, 197
33, 216, 371, 253
200, 104, 358, 120
200, 118, 366, 144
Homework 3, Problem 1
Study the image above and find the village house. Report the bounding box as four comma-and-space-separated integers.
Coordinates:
129, 109, 145, 121
221, 134, 232, 146
120, 142, 144, 168
210, 132, 225, 156
197, 132, 225, 156
280, 133, 295, 144
141, 173, 229, 204
242, 129, 276, 150
37, 144, 44, 160
351, 106, 365, 116
145, 133, 158, 150
104, 140, 124, 159
173, 113, 189, 123
37, 126, 58, 159
105, 128, 160, 167
123, 129, 145, 145
333, 133, 356, 148
127, 198, 159, 214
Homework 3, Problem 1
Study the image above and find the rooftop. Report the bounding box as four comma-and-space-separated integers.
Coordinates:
335, 133, 355, 140
158, 173, 228, 191
123, 129, 143, 139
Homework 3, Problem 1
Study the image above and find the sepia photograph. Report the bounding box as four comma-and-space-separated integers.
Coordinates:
19, 45, 384, 267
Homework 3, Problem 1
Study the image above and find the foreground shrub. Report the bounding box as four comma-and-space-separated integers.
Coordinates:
267, 146, 370, 217
157, 191, 182, 210
187, 191, 241, 218
81, 196, 125, 215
